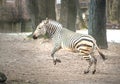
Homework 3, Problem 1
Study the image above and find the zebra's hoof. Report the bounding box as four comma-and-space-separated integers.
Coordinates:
56, 59, 61, 63
84, 70, 89, 74
92, 70, 96, 74
53, 60, 56, 65
53, 59, 61, 65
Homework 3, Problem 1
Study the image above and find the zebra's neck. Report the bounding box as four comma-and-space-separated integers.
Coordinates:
45, 22, 62, 38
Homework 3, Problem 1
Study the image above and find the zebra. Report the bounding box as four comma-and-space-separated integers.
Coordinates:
33, 19, 106, 74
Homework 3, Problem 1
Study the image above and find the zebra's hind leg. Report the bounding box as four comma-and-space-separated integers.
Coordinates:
91, 56, 97, 74
84, 54, 97, 74
84, 57, 93, 74
84, 55, 97, 74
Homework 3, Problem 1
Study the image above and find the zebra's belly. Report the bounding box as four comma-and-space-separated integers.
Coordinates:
62, 44, 93, 55
61, 42, 79, 53
77, 46, 93, 56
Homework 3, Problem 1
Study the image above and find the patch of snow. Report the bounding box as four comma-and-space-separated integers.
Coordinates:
76, 29, 120, 43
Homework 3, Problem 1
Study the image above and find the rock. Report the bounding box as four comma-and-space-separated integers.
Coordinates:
0, 72, 7, 83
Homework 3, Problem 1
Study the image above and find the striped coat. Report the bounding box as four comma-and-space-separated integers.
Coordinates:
33, 19, 106, 74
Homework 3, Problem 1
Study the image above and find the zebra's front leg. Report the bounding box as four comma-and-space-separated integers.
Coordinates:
51, 46, 61, 65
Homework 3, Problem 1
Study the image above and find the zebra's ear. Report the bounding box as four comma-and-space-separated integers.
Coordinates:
46, 18, 48, 20
45, 18, 49, 24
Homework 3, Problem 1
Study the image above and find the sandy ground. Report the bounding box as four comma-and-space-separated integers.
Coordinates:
0, 33, 120, 84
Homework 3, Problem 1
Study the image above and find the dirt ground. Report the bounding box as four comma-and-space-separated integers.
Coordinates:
0, 33, 120, 84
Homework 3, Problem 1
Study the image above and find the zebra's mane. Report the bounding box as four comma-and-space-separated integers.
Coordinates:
43, 19, 63, 38
45, 19, 63, 28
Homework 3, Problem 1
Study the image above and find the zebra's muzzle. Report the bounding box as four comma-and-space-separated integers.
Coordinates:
33, 35, 38, 39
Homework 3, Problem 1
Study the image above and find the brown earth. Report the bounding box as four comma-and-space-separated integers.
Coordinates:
0, 33, 120, 84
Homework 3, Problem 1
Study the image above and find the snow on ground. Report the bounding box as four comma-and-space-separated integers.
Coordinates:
76, 29, 120, 43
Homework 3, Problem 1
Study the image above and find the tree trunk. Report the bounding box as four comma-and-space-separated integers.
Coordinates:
59, 0, 68, 28
88, 0, 108, 49
76, 0, 87, 29
46, 0, 56, 20
106, 0, 113, 22
110, 0, 120, 23
59, 0, 77, 31
67, 0, 77, 31
37, 0, 56, 23
26, 0, 38, 30
26, 0, 56, 31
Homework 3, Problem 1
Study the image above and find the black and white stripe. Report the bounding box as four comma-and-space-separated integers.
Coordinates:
33, 19, 106, 74
44, 20, 62, 38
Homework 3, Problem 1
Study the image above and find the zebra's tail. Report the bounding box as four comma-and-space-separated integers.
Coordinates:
95, 43, 107, 61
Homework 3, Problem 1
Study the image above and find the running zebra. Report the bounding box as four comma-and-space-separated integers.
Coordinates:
33, 19, 106, 74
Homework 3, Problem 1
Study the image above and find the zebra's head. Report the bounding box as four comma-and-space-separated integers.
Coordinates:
33, 19, 49, 39
33, 18, 63, 39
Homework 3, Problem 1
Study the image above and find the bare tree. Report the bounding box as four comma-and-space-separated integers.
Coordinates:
110, 0, 120, 23
76, 0, 87, 29
59, 0, 77, 31
88, 0, 108, 49
26, 0, 56, 31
